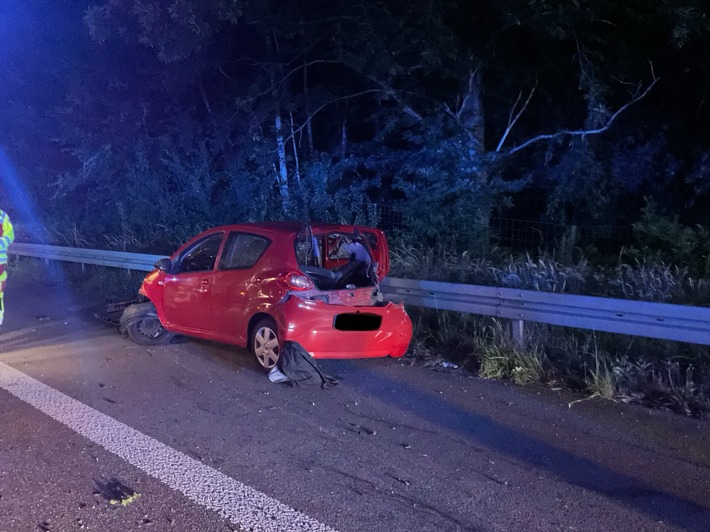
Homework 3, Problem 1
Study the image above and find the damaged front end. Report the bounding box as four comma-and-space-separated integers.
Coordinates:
118, 300, 175, 346
96, 295, 175, 347
94, 297, 144, 326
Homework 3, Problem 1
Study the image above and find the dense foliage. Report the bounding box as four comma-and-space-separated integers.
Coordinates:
0, 0, 709, 257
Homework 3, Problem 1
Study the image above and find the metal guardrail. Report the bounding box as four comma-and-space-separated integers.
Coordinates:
10, 243, 165, 272
381, 278, 710, 346
10, 243, 710, 346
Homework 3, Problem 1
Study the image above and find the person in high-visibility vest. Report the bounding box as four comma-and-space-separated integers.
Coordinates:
0, 209, 15, 328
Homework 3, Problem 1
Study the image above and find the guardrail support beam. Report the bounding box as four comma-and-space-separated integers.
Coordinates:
511, 319, 525, 347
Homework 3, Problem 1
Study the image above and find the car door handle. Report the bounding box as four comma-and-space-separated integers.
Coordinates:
199, 279, 209, 293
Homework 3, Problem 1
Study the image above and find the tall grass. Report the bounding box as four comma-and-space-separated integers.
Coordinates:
391, 243, 710, 304
396, 246, 710, 417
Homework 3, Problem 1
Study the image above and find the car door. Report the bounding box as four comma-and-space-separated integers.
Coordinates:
356, 226, 390, 280
162, 232, 224, 334
210, 231, 272, 344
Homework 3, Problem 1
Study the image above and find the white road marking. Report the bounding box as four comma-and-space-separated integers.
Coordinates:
0, 362, 337, 532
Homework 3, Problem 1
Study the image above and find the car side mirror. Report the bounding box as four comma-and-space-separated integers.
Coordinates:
154, 258, 172, 272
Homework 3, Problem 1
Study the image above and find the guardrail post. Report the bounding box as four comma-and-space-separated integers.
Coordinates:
511, 319, 525, 347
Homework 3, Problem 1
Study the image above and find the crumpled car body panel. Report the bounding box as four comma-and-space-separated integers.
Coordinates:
271, 296, 412, 359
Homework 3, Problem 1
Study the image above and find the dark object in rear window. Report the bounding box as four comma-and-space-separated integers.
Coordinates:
334, 313, 382, 331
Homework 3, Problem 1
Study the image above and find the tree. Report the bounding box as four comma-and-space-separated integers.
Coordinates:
5, 0, 710, 251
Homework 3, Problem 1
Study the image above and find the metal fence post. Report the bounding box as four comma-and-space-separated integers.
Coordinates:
511, 319, 525, 347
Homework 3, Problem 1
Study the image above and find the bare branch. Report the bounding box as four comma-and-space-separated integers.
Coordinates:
444, 70, 485, 152
282, 89, 383, 145
280, 59, 345, 85
455, 69, 480, 124
225, 57, 346, 121
364, 74, 424, 121
400, 103, 424, 121
198, 77, 212, 115
507, 75, 660, 156
442, 102, 456, 120
289, 111, 301, 185
495, 81, 537, 152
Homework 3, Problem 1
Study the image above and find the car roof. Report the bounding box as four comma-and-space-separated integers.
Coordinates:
207, 221, 381, 236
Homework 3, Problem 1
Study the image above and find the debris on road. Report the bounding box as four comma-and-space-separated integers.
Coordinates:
348, 423, 377, 436
94, 477, 141, 507
268, 341, 338, 389
93, 298, 140, 326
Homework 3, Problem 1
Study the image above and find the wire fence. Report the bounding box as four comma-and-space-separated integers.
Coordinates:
488, 217, 634, 256
376, 204, 634, 259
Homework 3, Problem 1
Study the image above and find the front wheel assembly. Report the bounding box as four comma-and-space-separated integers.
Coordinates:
119, 302, 174, 346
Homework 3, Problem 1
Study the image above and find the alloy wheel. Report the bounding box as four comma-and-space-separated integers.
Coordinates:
253, 324, 280, 368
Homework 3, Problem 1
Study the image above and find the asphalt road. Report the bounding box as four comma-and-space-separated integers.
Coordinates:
0, 279, 708, 532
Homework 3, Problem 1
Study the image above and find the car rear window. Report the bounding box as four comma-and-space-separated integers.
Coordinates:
219, 232, 270, 270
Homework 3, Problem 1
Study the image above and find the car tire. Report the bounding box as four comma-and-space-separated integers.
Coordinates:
250, 317, 280, 369
124, 316, 174, 346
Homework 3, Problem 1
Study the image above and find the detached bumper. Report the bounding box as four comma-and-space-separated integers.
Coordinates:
272, 296, 412, 359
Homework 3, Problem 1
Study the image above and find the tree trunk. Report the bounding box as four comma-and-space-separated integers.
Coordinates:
341, 121, 347, 158
303, 54, 314, 154
457, 71, 485, 155
289, 112, 301, 187
274, 114, 289, 210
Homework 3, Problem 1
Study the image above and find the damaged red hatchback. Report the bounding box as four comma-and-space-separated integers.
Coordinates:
120, 222, 412, 368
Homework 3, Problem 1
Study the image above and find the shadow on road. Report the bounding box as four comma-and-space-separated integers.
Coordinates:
337, 362, 710, 531
0, 320, 112, 356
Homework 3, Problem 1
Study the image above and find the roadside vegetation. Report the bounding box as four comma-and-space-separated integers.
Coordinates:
406, 308, 708, 418
393, 208, 710, 418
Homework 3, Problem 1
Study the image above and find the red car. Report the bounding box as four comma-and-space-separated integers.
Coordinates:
120, 222, 412, 368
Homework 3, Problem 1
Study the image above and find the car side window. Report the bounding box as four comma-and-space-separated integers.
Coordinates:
219, 232, 270, 270
176, 233, 224, 273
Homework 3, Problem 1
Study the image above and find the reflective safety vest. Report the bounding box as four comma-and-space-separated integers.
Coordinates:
0, 209, 14, 284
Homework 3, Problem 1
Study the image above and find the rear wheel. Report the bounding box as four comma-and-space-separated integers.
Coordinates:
125, 316, 174, 346
250, 317, 280, 369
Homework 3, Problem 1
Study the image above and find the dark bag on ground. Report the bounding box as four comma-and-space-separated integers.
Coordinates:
271, 341, 338, 389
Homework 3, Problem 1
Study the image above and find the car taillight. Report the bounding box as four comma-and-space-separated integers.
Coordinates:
277, 270, 313, 291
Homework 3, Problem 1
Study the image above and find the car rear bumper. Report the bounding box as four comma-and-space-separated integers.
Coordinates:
272, 296, 412, 359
